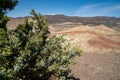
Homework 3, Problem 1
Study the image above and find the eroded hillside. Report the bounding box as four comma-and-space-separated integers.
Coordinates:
50, 23, 120, 53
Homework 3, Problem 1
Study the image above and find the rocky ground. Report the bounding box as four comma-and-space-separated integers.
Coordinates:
50, 23, 120, 80
71, 52, 120, 80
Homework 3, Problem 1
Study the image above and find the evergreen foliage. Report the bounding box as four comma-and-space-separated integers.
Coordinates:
0, 0, 82, 80
0, 0, 18, 52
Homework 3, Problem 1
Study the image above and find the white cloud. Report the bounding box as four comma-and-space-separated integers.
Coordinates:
74, 3, 120, 17
109, 4, 120, 11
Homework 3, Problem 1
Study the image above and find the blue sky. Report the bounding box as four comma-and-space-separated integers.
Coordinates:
7, 0, 120, 17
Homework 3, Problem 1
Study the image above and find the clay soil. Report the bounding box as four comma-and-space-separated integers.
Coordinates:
51, 24, 120, 80
71, 52, 120, 80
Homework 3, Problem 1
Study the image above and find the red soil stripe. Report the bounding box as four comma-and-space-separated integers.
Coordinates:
52, 30, 120, 46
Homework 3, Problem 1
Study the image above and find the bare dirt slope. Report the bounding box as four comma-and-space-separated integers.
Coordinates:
50, 24, 120, 80
51, 24, 120, 52
71, 52, 120, 80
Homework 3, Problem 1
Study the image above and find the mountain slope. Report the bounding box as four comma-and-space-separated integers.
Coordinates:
7, 15, 120, 29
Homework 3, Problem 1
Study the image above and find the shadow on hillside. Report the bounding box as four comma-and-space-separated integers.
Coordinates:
67, 76, 80, 80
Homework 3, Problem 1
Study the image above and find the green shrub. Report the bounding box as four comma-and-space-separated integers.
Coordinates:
0, 10, 82, 80
0, 1, 82, 79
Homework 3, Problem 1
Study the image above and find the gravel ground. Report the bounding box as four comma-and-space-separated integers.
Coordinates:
71, 52, 120, 80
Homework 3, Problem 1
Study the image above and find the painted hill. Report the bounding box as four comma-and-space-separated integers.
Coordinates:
50, 24, 120, 52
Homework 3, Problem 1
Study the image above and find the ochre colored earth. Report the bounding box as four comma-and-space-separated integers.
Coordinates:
50, 24, 120, 80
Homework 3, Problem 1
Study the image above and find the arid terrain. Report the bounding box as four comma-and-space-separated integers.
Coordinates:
7, 15, 120, 80
50, 23, 120, 52
50, 23, 120, 80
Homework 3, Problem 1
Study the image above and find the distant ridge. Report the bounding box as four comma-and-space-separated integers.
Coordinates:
46, 15, 120, 27
7, 15, 120, 29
